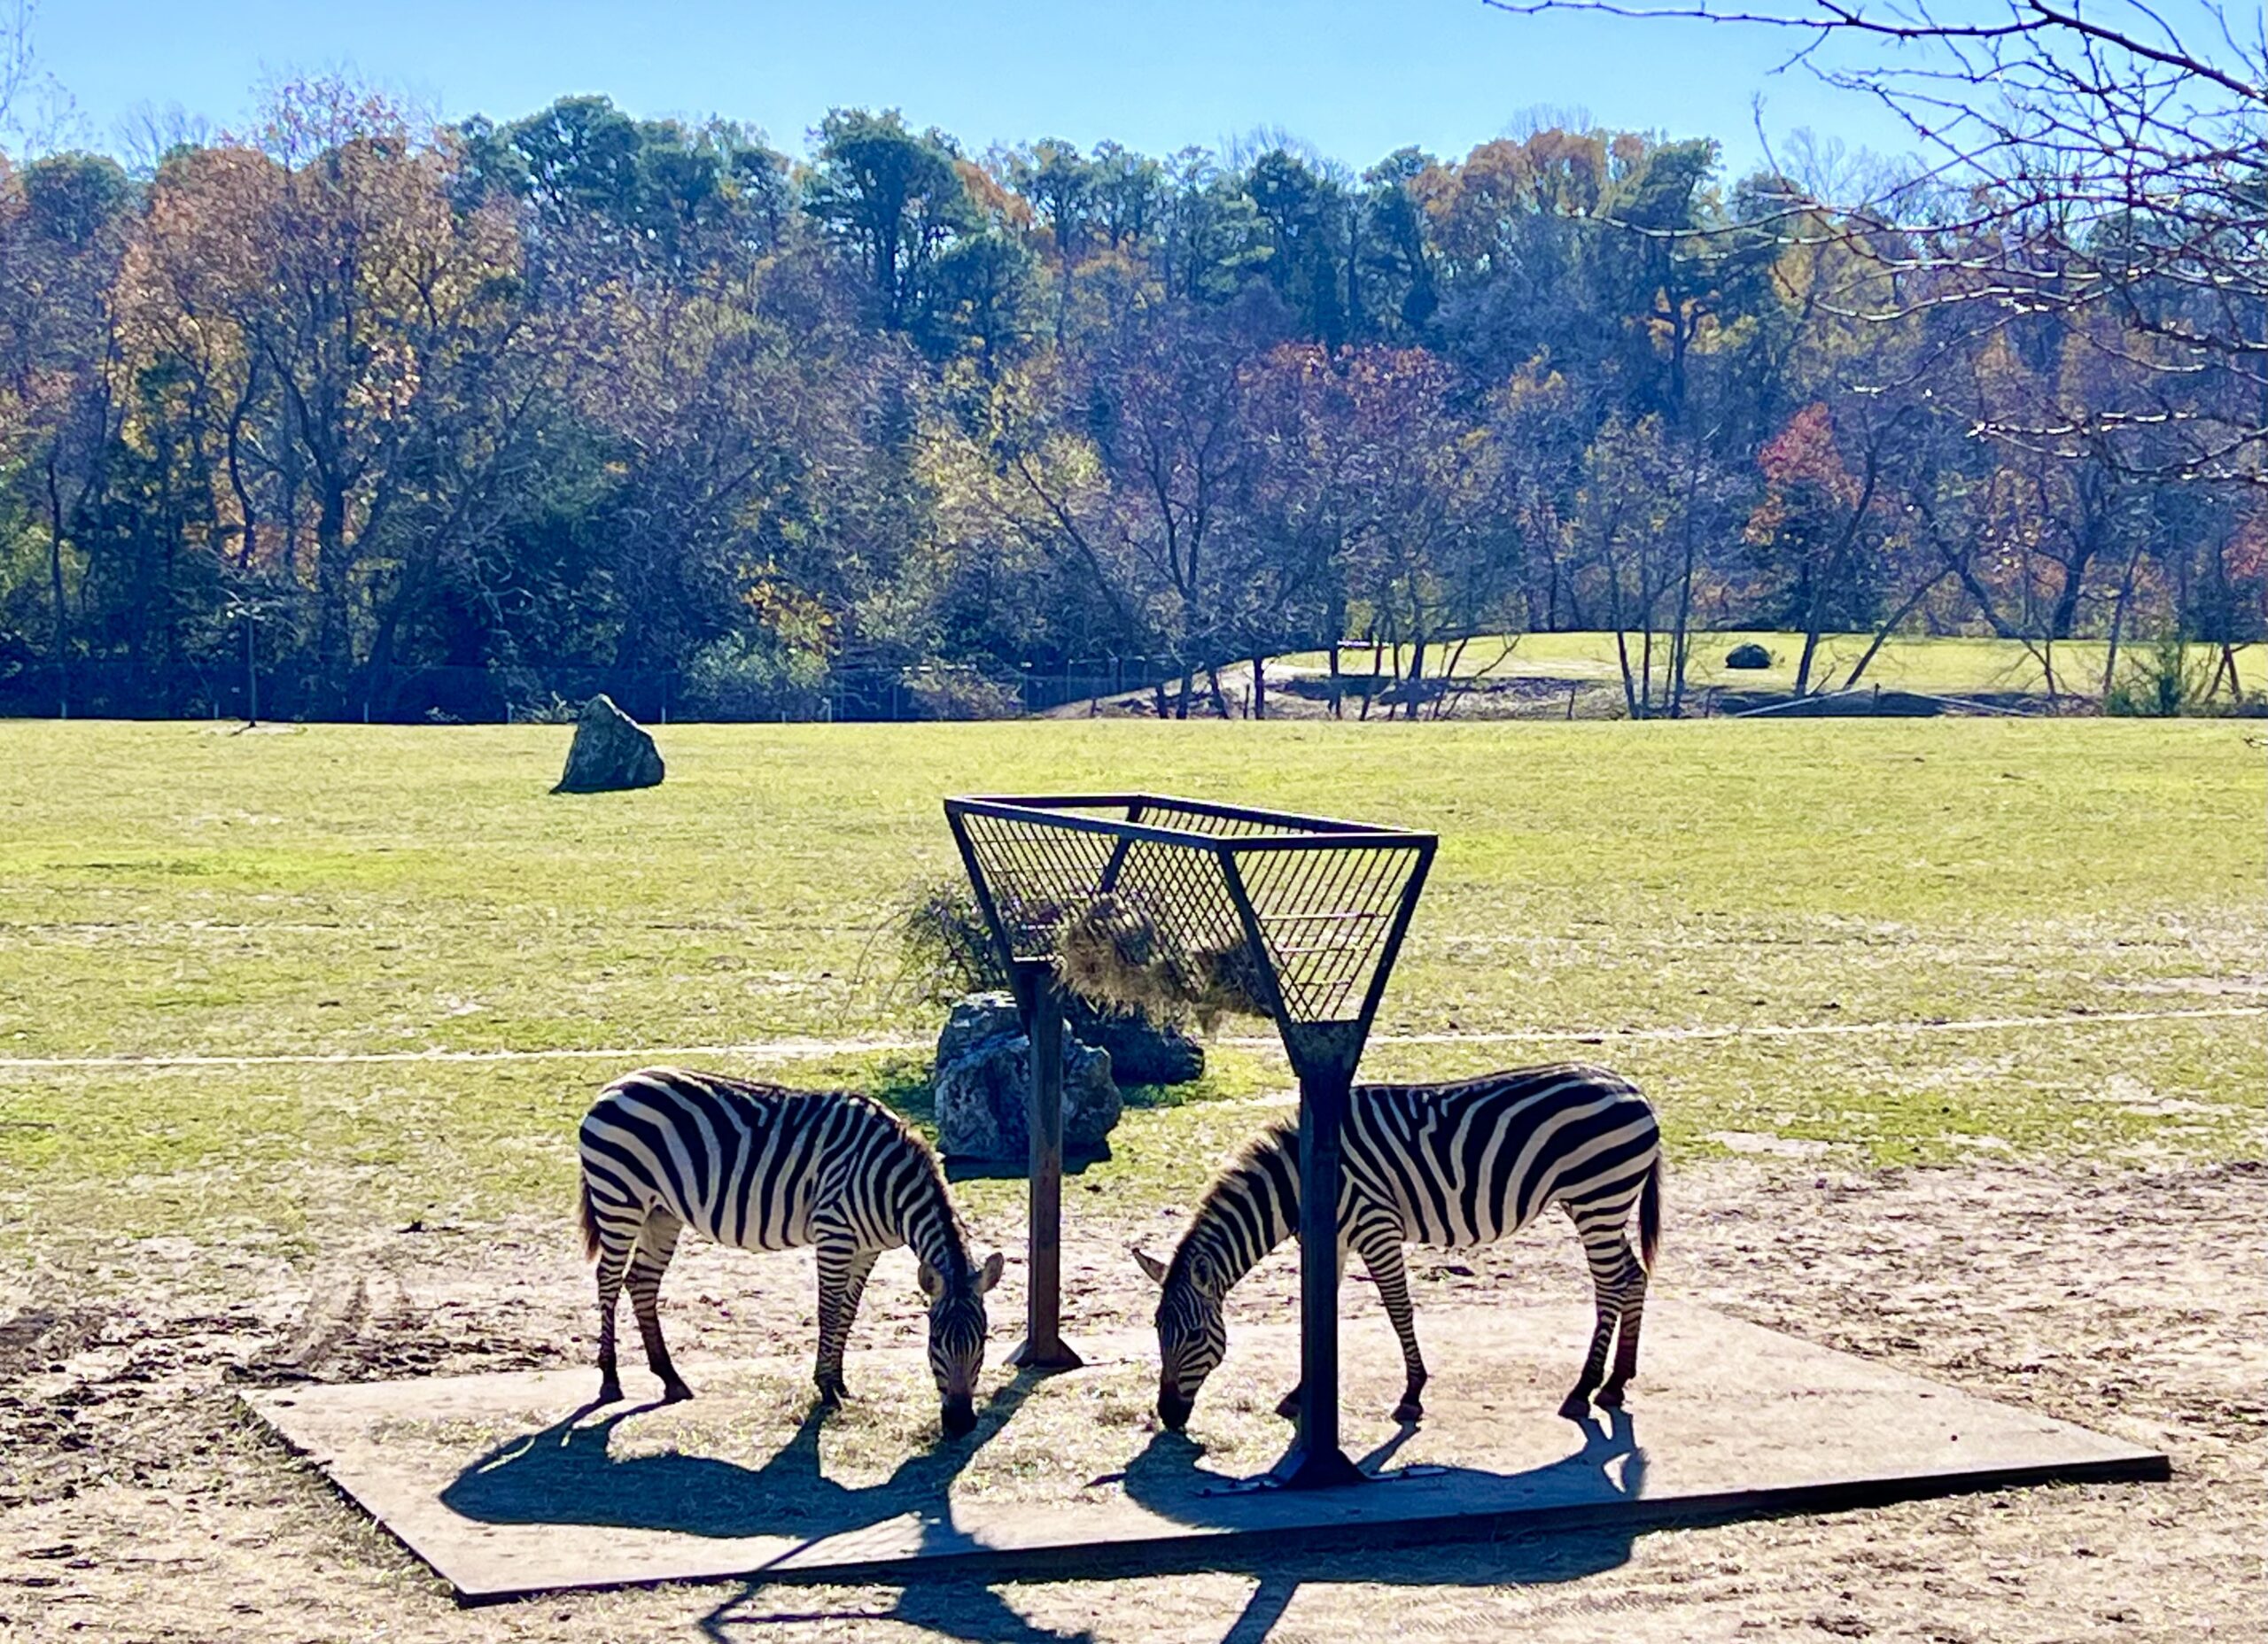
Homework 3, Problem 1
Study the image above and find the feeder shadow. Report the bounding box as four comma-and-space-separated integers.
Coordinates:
1163, 1407, 1650, 1642
704, 1409, 1645, 1644
1116, 1403, 1645, 1557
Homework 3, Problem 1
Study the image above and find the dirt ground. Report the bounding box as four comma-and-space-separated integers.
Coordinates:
3, 1156, 2262, 1644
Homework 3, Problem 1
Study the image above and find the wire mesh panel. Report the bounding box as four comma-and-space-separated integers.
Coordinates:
945, 795, 1435, 1037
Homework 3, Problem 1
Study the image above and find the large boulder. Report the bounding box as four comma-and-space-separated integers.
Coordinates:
554, 694, 664, 794
933, 993, 1122, 1162
1724, 641, 1775, 671
1065, 998, 1204, 1087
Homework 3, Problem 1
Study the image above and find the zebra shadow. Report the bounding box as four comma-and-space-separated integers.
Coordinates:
1122, 1407, 1650, 1641
441, 1373, 1037, 1550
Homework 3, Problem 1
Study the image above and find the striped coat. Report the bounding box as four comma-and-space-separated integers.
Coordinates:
578, 1066, 1002, 1437
1135, 1063, 1661, 1428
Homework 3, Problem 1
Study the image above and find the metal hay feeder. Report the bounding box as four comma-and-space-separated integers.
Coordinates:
944, 793, 1435, 1489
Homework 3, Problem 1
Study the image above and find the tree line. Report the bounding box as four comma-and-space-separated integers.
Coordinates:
2, 80, 2262, 721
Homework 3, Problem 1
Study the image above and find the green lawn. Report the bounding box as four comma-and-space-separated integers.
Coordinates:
1281, 630, 2267, 700
0, 718, 2260, 1258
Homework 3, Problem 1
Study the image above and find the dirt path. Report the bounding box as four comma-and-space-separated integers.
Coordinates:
4, 1158, 2262, 1643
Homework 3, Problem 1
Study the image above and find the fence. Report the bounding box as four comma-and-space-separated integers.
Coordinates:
0, 657, 1185, 725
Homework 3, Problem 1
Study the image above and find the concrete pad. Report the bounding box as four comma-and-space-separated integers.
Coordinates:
243, 1300, 2165, 1604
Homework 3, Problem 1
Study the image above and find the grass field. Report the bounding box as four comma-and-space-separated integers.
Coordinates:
0, 717, 2259, 1262
1279, 630, 2268, 700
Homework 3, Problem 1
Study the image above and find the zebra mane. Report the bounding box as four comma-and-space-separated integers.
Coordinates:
871, 1096, 976, 1284
1172, 1116, 1299, 1287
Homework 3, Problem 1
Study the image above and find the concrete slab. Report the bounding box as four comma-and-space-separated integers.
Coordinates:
243, 1300, 2165, 1604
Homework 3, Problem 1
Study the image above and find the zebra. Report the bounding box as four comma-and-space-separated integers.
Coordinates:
1132, 1063, 1661, 1431
577, 1066, 1005, 1438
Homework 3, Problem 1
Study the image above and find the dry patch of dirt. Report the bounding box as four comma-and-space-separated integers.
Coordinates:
3, 1159, 2262, 1643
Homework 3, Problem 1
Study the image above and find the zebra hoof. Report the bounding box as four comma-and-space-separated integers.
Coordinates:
1596, 1383, 1628, 1410
1392, 1400, 1424, 1425
1273, 1389, 1303, 1420
659, 1379, 695, 1405
1557, 1390, 1594, 1420
595, 1376, 624, 1406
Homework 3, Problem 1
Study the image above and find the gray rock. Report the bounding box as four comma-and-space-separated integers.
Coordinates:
554, 694, 664, 794
1066, 998, 1204, 1087
933, 993, 1122, 1161
1724, 642, 1775, 671
936, 992, 1024, 1067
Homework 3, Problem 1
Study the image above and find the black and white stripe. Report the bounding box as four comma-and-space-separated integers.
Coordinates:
1134, 1062, 1662, 1428
577, 1066, 1003, 1437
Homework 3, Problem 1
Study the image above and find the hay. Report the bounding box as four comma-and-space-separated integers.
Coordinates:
1055, 897, 1174, 1017
1187, 940, 1275, 1028
1054, 897, 1274, 1030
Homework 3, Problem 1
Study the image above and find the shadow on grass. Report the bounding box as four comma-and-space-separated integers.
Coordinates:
703, 1407, 1645, 1644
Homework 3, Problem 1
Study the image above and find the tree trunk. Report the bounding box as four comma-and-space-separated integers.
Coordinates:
316, 482, 352, 711
1603, 539, 1643, 718
1667, 451, 1700, 717
1792, 560, 1826, 698
1841, 570, 1952, 694
2100, 542, 2149, 698
2049, 550, 2093, 641
1793, 624, 1823, 698
1250, 655, 1267, 720
45, 453, 69, 718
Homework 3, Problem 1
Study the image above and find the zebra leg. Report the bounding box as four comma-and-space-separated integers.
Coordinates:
1360, 1235, 1428, 1423
1564, 1208, 1641, 1417
627, 1209, 694, 1403
812, 1237, 875, 1409
1597, 1247, 1650, 1407
592, 1216, 636, 1406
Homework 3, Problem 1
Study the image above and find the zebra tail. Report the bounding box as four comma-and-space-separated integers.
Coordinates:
578, 1172, 602, 1262
1637, 1152, 1663, 1273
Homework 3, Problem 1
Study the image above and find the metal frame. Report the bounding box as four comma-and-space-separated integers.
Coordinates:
944, 793, 1436, 1489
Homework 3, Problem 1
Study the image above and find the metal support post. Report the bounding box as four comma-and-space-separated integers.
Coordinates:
1274, 1025, 1367, 1490
1006, 958, 1083, 1371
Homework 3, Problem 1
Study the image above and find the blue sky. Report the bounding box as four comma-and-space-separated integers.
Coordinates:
35, 0, 1912, 176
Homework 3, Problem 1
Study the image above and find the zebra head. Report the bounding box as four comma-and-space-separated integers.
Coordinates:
1134, 1245, 1225, 1431
918, 1248, 1005, 1438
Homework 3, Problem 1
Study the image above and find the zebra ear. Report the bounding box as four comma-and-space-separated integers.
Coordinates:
1132, 1247, 1169, 1286
976, 1251, 1006, 1294
917, 1261, 944, 1302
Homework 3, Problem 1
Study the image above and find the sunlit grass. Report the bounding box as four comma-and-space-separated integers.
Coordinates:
0, 717, 2259, 1260
1278, 630, 2267, 699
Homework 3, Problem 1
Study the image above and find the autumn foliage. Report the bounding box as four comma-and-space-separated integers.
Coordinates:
0, 83, 2260, 720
